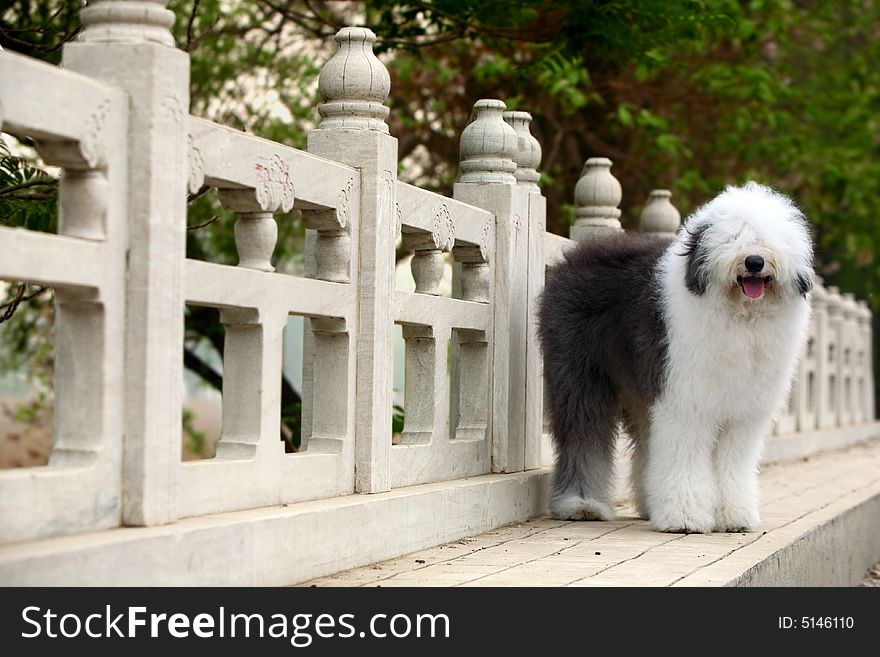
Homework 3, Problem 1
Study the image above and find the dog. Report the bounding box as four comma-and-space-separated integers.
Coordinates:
538, 182, 814, 533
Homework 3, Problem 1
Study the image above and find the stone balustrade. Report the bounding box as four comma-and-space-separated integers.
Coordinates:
0, 1, 875, 584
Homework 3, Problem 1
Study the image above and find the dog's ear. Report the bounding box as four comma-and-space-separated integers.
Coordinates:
796, 271, 814, 297
681, 223, 710, 295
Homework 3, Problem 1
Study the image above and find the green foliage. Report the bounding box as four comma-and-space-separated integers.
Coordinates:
181, 407, 209, 458
392, 403, 405, 435
280, 400, 302, 452
0, 138, 57, 233
0, 0, 81, 64
1, 0, 879, 414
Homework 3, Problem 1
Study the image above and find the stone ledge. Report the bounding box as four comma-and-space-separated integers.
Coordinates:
763, 421, 880, 464
0, 469, 550, 586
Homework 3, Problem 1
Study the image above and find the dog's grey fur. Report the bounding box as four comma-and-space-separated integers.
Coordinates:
537, 233, 671, 518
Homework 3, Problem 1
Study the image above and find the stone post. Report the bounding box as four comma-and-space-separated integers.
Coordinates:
640, 189, 681, 236
64, 0, 189, 525
571, 157, 622, 241
841, 293, 860, 426
455, 99, 530, 473
824, 286, 844, 428
856, 301, 875, 422
504, 110, 545, 470
806, 281, 829, 430
308, 27, 396, 493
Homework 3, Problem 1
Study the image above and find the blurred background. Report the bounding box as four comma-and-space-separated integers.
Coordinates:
1, 0, 878, 463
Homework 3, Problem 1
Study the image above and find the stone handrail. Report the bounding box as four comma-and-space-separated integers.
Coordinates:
0, 2, 874, 567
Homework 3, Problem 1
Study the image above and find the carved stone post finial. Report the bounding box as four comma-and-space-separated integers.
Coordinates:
640, 189, 680, 235
502, 110, 541, 192
458, 99, 518, 185
79, 0, 176, 46
571, 157, 623, 241
317, 27, 391, 133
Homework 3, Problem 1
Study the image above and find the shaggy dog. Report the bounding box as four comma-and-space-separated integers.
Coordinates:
538, 183, 814, 533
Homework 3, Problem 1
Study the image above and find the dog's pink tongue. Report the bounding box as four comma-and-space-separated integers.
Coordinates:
742, 276, 765, 298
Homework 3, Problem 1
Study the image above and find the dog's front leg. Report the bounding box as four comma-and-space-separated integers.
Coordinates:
644, 401, 718, 533
713, 419, 768, 532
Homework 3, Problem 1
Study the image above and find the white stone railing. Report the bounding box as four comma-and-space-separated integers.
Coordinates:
0, 2, 548, 548
0, 1, 875, 573
0, 51, 129, 542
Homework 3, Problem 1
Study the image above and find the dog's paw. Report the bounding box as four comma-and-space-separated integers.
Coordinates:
715, 504, 760, 533
650, 505, 715, 534
551, 495, 615, 521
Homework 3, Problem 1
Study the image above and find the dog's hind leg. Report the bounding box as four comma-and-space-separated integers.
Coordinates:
547, 378, 618, 521
622, 410, 651, 520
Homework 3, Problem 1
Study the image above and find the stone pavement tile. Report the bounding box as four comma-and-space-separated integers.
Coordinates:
303, 576, 369, 587
566, 578, 628, 587
411, 563, 505, 577
536, 521, 635, 542
674, 476, 880, 586
303, 439, 880, 587
305, 567, 400, 587
452, 540, 566, 566
588, 541, 748, 586
462, 559, 611, 586
369, 578, 450, 588
367, 564, 505, 587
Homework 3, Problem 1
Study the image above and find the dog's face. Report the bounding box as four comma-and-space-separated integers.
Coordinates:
678, 182, 814, 309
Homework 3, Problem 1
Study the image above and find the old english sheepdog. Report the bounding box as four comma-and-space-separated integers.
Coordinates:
538, 182, 814, 533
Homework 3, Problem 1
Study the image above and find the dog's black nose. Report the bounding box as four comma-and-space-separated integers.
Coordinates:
745, 255, 764, 273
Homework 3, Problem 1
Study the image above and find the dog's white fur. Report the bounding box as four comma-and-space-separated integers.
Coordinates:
644, 183, 813, 532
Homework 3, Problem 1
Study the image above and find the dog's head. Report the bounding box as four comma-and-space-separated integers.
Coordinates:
677, 182, 814, 308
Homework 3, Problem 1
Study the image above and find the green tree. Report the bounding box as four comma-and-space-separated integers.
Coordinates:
2, 0, 879, 415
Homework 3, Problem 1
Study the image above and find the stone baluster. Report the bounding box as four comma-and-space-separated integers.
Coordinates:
308, 26, 395, 493
841, 293, 859, 426
856, 301, 875, 422
452, 244, 490, 303
302, 201, 352, 284
299, 183, 355, 451
809, 281, 830, 430
454, 98, 531, 473
824, 286, 844, 428
33, 131, 110, 239
219, 188, 290, 272
851, 300, 867, 424
402, 203, 454, 296
448, 233, 491, 449
235, 212, 278, 271
799, 276, 828, 431
571, 157, 622, 241
404, 234, 444, 295
211, 186, 292, 460
640, 189, 681, 236
64, 0, 189, 526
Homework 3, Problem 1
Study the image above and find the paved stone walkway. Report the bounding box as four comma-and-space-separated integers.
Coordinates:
303, 439, 880, 587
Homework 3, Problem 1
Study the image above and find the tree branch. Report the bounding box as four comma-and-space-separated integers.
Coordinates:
185, 0, 202, 52
0, 178, 58, 197
182, 346, 223, 391
0, 285, 47, 324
